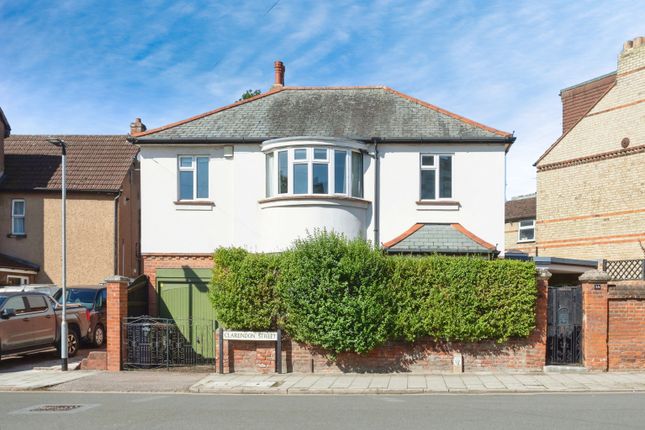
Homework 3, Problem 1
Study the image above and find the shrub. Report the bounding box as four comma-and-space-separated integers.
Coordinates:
277, 231, 394, 354
209, 247, 281, 330
390, 256, 536, 343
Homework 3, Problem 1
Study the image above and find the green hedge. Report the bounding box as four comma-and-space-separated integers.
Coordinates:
209, 247, 281, 330
209, 232, 537, 354
278, 231, 393, 354
390, 256, 537, 343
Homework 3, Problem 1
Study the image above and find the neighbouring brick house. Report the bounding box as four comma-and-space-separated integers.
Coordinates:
0, 126, 141, 285
505, 194, 536, 256
535, 36, 645, 261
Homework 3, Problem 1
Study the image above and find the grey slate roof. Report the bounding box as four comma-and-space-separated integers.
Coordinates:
384, 223, 497, 254
135, 87, 511, 142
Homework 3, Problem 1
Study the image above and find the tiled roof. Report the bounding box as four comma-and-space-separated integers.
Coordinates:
134, 87, 512, 142
0, 135, 138, 192
0, 253, 39, 272
383, 223, 497, 254
505, 196, 536, 222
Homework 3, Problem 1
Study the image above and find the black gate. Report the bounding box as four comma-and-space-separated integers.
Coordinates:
123, 316, 217, 369
547, 286, 582, 365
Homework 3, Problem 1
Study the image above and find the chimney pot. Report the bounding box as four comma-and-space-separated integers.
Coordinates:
273, 60, 285, 88
130, 117, 147, 135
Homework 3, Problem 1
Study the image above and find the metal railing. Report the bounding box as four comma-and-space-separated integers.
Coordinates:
123, 316, 217, 369
603, 259, 645, 281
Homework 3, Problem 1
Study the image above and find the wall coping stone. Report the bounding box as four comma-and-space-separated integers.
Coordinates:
104, 275, 131, 283
579, 269, 611, 283
536, 268, 552, 280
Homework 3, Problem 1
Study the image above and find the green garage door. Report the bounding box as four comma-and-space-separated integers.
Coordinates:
157, 268, 217, 359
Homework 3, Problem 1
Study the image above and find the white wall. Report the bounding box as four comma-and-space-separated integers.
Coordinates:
140, 142, 506, 254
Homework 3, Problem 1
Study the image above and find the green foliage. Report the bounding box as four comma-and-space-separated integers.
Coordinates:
277, 231, 393, 354
209, 248, 281, 330
209, 232, 537, 354
390, 256, 536, 343
239, 89, 261, 100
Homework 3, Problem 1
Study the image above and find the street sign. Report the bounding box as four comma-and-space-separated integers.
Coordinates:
223, 331, 278, 341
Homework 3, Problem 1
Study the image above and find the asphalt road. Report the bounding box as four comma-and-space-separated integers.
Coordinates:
1, 392, 644, 430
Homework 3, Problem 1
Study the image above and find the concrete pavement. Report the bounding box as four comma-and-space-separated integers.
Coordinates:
189, 372, 645, 394
0, 369, 95, 391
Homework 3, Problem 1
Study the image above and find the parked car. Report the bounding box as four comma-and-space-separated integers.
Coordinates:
0, 284, 60, 297
0, 291, 90, 359
53, 285, 107, 347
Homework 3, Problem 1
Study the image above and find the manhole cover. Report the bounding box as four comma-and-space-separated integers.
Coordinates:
31, 405, 83, 412
12, 404, 99, 415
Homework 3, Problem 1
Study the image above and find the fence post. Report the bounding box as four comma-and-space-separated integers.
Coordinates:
579, 269, 611, 371
106, 275, 130, 372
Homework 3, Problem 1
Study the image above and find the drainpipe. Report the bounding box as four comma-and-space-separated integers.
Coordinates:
372, 137, 381, 248
113, 190, 122, 275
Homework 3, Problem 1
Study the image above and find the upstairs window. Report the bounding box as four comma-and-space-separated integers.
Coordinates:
178, 156, 209, 200
518, 219, 536, 242
266, 147, 363, 198
11, 199, 25, 235
420, 154, 452, 200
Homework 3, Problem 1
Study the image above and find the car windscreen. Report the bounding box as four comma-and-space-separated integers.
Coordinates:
64, 289, 97, 310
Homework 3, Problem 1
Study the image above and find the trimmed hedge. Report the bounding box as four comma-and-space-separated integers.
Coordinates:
209, 247, 281, 330
390, 256, 537, 343
278, 232, 393, 354
209, 232, 537, 354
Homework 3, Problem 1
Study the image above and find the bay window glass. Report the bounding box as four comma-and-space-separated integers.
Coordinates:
351, 152, 363, 197
312, 163, 328, 194
278, 151, 288, 194
334, 150, 347, 193
265, 153, 275, 197
293, 164, 308, 194
420, 170, 436, 200
439, 156, 452, 198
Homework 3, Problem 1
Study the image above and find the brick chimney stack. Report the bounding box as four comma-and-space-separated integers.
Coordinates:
130, 117, 147, 135
618, 36, 644, 76
272, 60, 285, 90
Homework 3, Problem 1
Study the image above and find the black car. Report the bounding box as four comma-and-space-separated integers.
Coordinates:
54, 285, 107, 347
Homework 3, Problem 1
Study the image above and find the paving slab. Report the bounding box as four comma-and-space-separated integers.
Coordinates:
0, 370, 95, 391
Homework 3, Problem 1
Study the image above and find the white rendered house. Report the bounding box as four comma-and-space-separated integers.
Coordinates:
131, 62, 515, 315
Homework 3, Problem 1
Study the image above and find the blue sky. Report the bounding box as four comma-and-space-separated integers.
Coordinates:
0, 1, 642, 197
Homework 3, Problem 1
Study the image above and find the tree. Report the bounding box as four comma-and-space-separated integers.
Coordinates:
239, 89, 261, 101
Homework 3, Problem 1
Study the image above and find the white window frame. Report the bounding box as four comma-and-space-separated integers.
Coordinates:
7, 275, 29, 285
177, 156, 210, 201
266, 147, 359, 198
11, 199, 26, 235
517, 219, 536, 243
419, 154, 453, 201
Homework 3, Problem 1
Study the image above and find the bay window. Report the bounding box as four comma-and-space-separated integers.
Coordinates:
265, 147, 363, 198
178, 156, 209, 200
420, 154, 452, 200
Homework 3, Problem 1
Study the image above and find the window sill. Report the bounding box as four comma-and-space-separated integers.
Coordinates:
7, 233, 27, 239
517, 239, 535, 244
416, 200, 460, 211
259, 194, 371, 209
173, 200, 215, 211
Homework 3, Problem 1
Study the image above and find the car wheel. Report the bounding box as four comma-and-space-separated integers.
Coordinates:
93, 324, 105, 348
59, 329, 80, 357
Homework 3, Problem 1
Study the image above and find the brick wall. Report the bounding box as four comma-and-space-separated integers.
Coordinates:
141, 253, 212, 315
537, 152, 645, 260
504, 220, 537, 255
608, 282, 645, 370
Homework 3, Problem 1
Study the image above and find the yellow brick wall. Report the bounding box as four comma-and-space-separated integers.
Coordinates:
537, 152, 645, 260
540, 41, 644, 165
504, 221, 537, 256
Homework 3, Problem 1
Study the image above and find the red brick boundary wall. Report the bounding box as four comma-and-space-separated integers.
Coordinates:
215, 269, 552, 374
579, 270, 645, 371
142, 254, 212, 315
608, 281, 645, 370
106, 275, 129, 371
